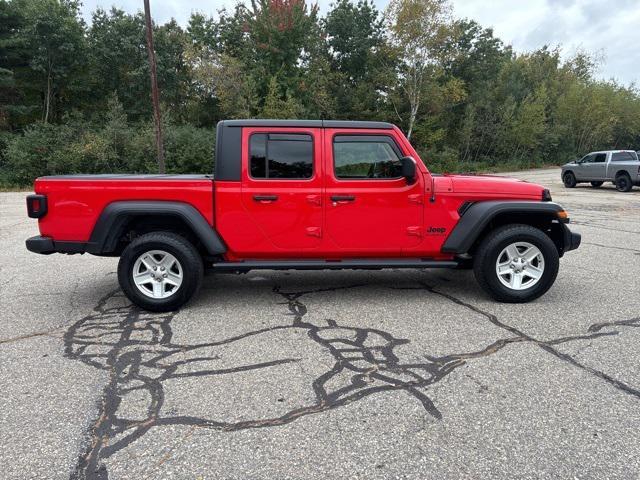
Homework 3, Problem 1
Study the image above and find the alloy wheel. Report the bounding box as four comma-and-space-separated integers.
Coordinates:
132, 250, 183, 299
495, 242, 545, 290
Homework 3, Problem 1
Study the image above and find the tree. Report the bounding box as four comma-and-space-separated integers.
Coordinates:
324, 0, 392, 119
185, 47, 258, 119
243, 0, 320, 111
260, 75, 302, 118
0, 0, 30, 129
324, 0, 384, 82
385, 0, 453, 139
20, 0, 85, 123
87, 8, 149, 120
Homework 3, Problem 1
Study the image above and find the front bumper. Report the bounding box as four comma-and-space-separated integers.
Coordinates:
562, 224, 581, 252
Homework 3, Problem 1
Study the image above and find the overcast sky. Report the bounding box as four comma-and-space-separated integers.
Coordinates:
79, 0, 640, 86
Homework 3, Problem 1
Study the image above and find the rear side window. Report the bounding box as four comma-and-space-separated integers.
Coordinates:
333, 135, 402, 179
594, 153, 606, 163
611, 151, 638, 162
249, 133, 313, 179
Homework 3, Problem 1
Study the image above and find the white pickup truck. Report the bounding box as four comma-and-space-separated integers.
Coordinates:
561, 150, 640, 192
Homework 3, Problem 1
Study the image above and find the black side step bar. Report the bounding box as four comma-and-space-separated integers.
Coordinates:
211, 259, 458, 272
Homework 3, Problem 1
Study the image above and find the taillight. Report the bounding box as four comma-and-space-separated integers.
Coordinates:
26, 194, 47, 218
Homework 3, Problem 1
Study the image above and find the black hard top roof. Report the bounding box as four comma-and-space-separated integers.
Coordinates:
219, 119, 395, 129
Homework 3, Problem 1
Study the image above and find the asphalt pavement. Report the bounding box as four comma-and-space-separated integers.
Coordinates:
1, 168, 639, 479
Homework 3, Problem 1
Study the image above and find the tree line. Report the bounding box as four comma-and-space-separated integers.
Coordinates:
1, 0, 639, 186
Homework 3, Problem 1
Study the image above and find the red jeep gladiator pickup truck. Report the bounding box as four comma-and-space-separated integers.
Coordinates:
26, 120, 581, 311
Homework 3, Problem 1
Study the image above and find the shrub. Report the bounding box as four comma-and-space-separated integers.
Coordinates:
4, 123, 82, 184
164, 125, 215, 174
1, 121, 216, 186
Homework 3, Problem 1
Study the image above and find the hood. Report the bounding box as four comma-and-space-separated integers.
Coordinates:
562, 161, 578, 168
439, 174, 546, 198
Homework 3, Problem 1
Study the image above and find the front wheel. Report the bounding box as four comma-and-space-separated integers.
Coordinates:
473, 225, 559, 303
118, 232, 204, 312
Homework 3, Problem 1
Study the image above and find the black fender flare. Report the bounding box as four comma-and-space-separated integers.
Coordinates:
441, 201, 563, 254
87, 201, 226, 256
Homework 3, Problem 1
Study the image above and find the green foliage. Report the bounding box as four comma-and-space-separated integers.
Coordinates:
2, 100, 214, 184
164, 124, 215, 174
260, 76, 303, 118
2, 0, 640, 186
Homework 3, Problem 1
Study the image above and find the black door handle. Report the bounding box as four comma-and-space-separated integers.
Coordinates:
253, 195, 278, 202
331, 195, 355, 202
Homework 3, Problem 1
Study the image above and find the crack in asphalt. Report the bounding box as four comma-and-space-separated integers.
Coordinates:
0, 329, 62, 345
571, 220, 640, 235
582, 242, 640, 254
588, 317, 640, 333
65, 281, 640, 479
418, 282, 640, 400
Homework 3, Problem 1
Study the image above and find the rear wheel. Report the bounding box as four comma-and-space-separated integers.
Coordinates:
563, 172, 577, 188
118, 232, 203, 312
615, 173, 633, 192
590, 181, 604, 187
473, 224, 559, 303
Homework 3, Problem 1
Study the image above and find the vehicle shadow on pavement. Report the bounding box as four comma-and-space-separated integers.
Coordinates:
64, 279, 640, 480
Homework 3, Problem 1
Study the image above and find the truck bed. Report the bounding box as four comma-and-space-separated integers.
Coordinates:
34, 174, 215, 242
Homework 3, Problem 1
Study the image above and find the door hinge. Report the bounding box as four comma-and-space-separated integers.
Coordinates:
406, 226, 422, 237
306, 226, 322, 238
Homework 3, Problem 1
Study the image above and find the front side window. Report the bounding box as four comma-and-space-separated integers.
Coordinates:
333, 136, 402, 179
250, 133, 313, 179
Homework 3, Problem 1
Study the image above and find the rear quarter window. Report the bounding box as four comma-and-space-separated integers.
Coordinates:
611, 151, 638, 162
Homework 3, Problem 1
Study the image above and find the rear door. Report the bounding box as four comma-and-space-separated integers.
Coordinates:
608, 151, 638, 179
240, 127, 323, 251
323, 129, 423, 255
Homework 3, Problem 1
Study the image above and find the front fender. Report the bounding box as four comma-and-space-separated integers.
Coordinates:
441, 201, 564, 254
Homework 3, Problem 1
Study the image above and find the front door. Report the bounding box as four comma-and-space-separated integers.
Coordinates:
577, 153, 606, 180
241, 127, 323, 251
590, 152, 608, 179
575, 154, 594, 181
323, 129, 423, 255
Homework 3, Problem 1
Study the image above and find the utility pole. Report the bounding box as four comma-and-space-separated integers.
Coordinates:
143, 0, 165, 173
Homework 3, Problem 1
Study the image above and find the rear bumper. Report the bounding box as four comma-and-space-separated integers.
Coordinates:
562, 224, 581, 252
26, 236, 55, 254
26, 235, 87, 255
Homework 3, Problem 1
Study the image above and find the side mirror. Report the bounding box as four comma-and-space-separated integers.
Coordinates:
400, 156, 417, 184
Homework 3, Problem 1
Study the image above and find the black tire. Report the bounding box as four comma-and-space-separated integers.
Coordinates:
590, 181, 604, 187
118, 232, 204, 312
563, 172, 577, 188
473, 224, 559, 303
615, 173, 633, 192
